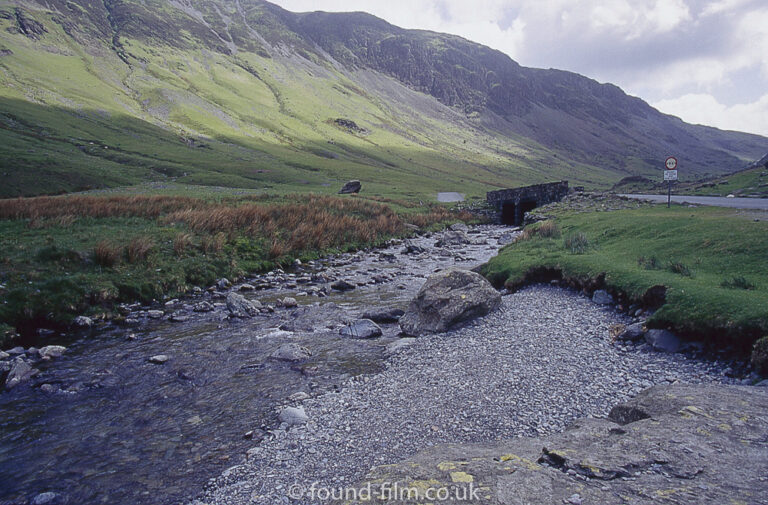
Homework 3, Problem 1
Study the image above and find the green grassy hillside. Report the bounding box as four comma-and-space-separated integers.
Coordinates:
0, 0, 764, 199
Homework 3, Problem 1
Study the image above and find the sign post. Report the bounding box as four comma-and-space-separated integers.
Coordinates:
664, 156, 678, 208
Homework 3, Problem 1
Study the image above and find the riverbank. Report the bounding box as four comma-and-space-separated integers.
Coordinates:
0, 192, 474, 346
482, 193, 768, 355
0, 225, 506, 505
190, 285, 734, 505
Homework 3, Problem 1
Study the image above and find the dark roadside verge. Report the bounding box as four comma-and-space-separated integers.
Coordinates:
481, 194, 768, 358
0, 192, 476, 346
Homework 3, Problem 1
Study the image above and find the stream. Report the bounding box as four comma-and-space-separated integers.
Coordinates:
0, 225, 512, 505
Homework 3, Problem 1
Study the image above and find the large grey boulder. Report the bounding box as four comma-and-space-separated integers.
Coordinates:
399, 268, 501, 336
644, 328, 684, 353
5, 358, 38, 389
226, 292, 261, 318
340, 319, 383, 339
340, 384, 768, 505
338, 180, 362, 194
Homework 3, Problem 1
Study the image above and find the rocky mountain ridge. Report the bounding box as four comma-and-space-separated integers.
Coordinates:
0, 0, 765, 197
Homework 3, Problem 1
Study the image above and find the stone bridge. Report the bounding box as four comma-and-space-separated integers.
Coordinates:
487, 181, 569, 225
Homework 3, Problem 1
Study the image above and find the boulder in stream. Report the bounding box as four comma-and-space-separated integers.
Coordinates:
226, 292, 261, 318
400, 268, 501, 336
5, 358, 38, 389
340, 319, 383, 339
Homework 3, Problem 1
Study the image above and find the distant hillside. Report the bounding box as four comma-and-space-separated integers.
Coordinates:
0, 0, 765, 198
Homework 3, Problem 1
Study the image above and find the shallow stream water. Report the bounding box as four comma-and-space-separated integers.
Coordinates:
0, 226, 510, 505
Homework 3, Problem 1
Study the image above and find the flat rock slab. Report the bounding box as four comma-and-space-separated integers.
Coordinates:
340, 384, 768, 505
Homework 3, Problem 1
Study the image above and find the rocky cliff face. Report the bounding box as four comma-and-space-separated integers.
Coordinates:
339, 384, 768, 505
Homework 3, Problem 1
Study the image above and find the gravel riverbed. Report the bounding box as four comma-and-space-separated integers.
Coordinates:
191, 285, 731, 505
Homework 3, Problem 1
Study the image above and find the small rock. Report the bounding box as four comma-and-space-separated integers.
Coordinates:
169, 313, 190, 322
361, 308, 405, 323
592, 290, 614, 305
386, 338, 417, 354
289, 391, 310, 401
147, 310, 164, 319
148, 355, 170, 364
238, 284, 255, 291
0, 351, 9, 359
644, 329, 684, 353
193, 301, 214, 313
617, 322, 645, 341
72, 315, 93, 328
331, 280, 356, 291
435, 230, 470, 247
217, 278, 231, 290
282, 297, 298, 308
39, 345, 67, 359
448, 222, 469, 232
340, 319, 383, 339
31, 492, 63, 505
567, 493, 583, 505
270, 343, 312, 362
279, 406, 308, 426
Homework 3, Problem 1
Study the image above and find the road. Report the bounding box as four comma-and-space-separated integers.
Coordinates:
620, 194, 768, 210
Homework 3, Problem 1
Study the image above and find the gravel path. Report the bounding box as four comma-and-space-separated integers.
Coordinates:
191, 285, 730, 505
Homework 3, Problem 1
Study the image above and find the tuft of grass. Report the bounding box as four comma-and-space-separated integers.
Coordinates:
563, 232, 589, 254
537, 220, 561, 238
93, 241, 121, 267
173, 233, 193, 257
721, 276, 756, 290
125, 236, 155, 264
667, 261, 693, 277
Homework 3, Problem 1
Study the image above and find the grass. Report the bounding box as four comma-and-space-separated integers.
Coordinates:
0, 7, 627, 201
0, 192, 474, 344
482, 201, 768, 353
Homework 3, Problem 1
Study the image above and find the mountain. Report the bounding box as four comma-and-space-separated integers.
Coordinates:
0, 0, 765, 199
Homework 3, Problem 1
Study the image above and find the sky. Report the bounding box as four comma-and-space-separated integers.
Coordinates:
270, 0, 768, 137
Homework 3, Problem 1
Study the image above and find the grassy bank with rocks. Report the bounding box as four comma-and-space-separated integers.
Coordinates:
482, 194, 768, 355
0, 192, 473, 344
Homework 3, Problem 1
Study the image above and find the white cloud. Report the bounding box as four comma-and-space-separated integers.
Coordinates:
653, 93, 768, 135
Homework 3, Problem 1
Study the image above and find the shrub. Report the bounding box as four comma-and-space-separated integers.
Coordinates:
93, 241, 121, 267
637, 255, 661, 270
537, 220, 561, 238
752, 337, 768, 376
667, 261, 693, 277
564, 232, 589, 254
125, 236, 154, 263
721, 276, 756, 290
